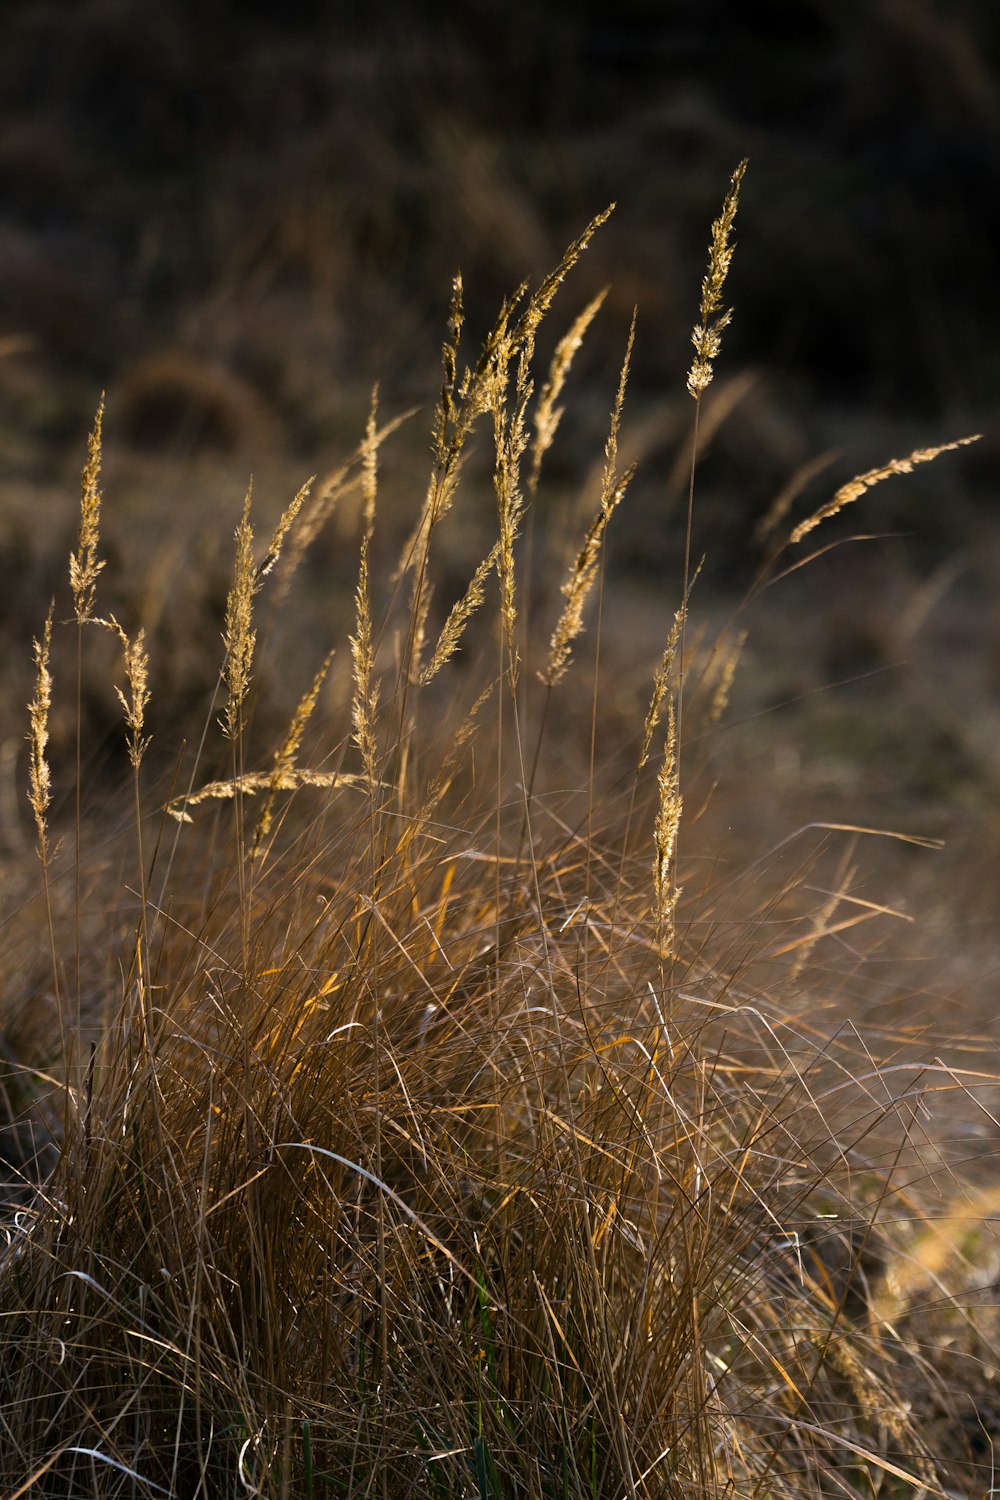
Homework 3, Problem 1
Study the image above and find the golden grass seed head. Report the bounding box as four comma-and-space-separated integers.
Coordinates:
687, 160, 747, 401
542, 311, 640, 686
253, 647, 335, 853
601, 309, 636, 510
69, 395, 106, 624
495, 405, 529, 670
653, 699, 683, 948
529, 287, 608, 496
639, 571, 700, 769
221, 482, 258, 742
167, 767, 365, 823
259, 476, 314, 581
790, 433, 982, 544
350, 534, 380, 789
543, 463, 634, 690
109, 621, 151, 771
434, 274, 464, 463
420, 542, 500, 686
27, 602, 54, 858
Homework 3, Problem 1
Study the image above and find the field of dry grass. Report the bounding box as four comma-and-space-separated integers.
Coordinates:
1, 152, 999, 1499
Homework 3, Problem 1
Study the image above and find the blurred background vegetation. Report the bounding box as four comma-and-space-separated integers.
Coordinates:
3, 1, 997, 448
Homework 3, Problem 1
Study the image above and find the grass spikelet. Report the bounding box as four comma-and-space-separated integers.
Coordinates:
69, 396, 105, 624
639, 567, 700, 768
653, 699, 683, 952
27, 603, 54, 861
513, 205, 614, 365
407, 568, 434, 685
168, 767, 363, 822
495, 391, 530, 670
542, 479, 630, 688
111, 622, 151, 771
687, 160, 747, 400
278, 408, 415, 602
529, 287, 608, 496
221, 482, 257, 742
397, 289, 515, 673
789, 433, 982, 544
543, 307, 636, 684
402, 216, 612, 686
604, 309, 635, 489
420, 542, 500, 685
259, 476, 314, 580
351, 535, 379, 789
494, 214, 615, 668
253, 648, 335, 852
433, 273, 464, 466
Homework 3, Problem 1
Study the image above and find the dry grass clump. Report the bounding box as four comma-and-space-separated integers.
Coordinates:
115, 352, 275, 456
0, 177, 994, 1500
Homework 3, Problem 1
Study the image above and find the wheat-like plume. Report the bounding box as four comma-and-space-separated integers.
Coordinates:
220, 475, 312, 742
543, 315, 637, 687
259, 476, 314, 580
494, 211, 615, 666
221, 484, 257, 742
253, 649, 335, 853
512, 206, 614, 366
69, 397, 106, 624
639, 567, 701, 769
495, 400, 529, 667
396, 469, 454, 603
398, 215, 614, 692
407, 571, 435, 686
789, 434, 981, 544
168, 767, 364, 823
398, 273, 504, 675
542, 487, 629, 688
27, 603, 54, 861
350, 411, 380, 795
351, 535, 379, 789
420, 543, 500, 686
603, 310, 635, 497
529, 287, 608, 496
475, 312, 531, 669
653, 699, 683, 951
104, 618, 151, 770
687, 161, 747, 400
432, 273, 465, 467
277, 408, 415, 602
401, 278, 516, 595
406, 209, 614, 674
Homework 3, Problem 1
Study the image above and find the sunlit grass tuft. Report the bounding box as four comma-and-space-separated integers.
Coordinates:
0, 170, 995, 1500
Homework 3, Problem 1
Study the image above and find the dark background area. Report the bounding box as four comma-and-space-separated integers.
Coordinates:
2, 0, 998, 460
